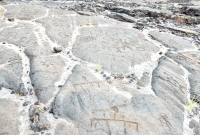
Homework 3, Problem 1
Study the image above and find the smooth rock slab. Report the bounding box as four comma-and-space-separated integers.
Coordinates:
0, 23, 52, 57
48, 8, 77, 16
54, 122, 79, 135
72, 27, 159, 74
30, 55, 67, 104
0, 98, 20, 135
190, 1, 200, 6
0, 5, 14, 29
53, 65, 184, 135
166, 51, 200, 102
36, 16, 73, 48
0, 44, 23, 93
0, 19, 13, 31
36, 16, 131, 48
3, 4, 47, 20
74, 16, 131, 28
152, 56, 188, 110
149, 31, 196, 51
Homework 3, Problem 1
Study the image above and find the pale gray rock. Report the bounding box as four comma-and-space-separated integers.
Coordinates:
0, 44, 24, 94
102, 10, 111, 16
0, 20, 13, 30
166, 52, 200, 102
74, 16, 131, 27
152, 56, 188, 110
72, 27, 159, 74
149, 31, 196, 51
53, 65, 184, 135
54, 122, 79, 135
96, 3, 105, 8
3, 4, 47, 20
77, 11, 95, 16
0, 98, 20, 135
190, 1, 200, 6
1, 2, 199, 135
30, 55, 67, 104
36, 16, 131, 48
36, 16, 73, 48
0, 23, 52, 57
48, 8, 77, 16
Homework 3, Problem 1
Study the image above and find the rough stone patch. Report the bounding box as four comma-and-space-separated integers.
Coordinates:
3, 4, 47, 20
149, 31, 196, 51
137, 72, 150, 87
152, 56, 188, 110
0, 23, 52, 57
53, 65, 184, 135
179, 6, 200, 16
133, 6, 172, 17
30, 55, 67, 104
110, 6, 172, 19
0, 98, 20, 135
166, 52, 200, 102
29, 105, 51, 132
0, 45, 23, 93
72, 27, 159, 74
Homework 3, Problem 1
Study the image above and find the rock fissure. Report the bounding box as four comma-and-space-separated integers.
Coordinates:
0, 1, 200, 135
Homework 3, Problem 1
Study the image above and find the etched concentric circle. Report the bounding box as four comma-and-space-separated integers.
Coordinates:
80, 36, 96, 42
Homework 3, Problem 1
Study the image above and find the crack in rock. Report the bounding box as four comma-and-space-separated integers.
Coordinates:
0, 42, 33, 95
0, 1, 200, 135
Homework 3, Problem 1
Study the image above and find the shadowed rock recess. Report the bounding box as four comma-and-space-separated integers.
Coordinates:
0, 0, 200, 135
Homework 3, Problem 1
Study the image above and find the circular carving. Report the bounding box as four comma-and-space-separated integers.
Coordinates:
80, 36, 96, 42
176, 55, 186, 61
19, 37, 27, 43
136, 47, 145, 51
59, 32, 68, 38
